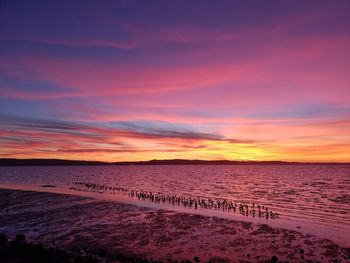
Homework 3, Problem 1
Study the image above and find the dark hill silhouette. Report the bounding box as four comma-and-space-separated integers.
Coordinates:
0, 158, 347, 166
0, 158, 106, 166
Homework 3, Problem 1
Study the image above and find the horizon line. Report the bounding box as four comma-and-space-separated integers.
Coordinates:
1, 158, 349, 165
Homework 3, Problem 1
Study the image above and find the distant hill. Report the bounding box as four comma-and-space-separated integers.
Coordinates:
0, 158, 107, 166
0, 158, 347, 166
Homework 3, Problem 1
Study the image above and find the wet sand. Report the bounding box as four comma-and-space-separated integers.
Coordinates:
0, 188, 349, 262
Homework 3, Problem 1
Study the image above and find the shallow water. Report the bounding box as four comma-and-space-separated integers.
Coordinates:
0, 164, 349, 246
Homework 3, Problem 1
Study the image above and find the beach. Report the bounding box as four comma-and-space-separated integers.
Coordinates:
1, 188, 349, 262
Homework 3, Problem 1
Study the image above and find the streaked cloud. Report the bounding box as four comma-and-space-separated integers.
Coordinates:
0, 0, 349, 162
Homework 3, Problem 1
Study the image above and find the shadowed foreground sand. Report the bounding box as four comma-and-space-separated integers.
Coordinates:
0, 189, 349, 262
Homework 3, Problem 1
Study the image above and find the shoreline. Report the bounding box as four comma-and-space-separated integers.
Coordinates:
1, 187, 349, 262
0, 183, 348, 248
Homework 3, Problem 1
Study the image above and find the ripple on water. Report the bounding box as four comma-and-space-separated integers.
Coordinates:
0, 164, 349, 246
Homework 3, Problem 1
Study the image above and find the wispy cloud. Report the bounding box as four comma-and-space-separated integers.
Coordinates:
23, 36, 137, 49
1, 0, 349, 162
0, 116, 254, 160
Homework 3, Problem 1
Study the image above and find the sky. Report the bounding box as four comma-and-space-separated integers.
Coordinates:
0, 0, 349, 162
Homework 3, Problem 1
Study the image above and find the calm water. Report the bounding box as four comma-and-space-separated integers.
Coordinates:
0, 164, 349, 246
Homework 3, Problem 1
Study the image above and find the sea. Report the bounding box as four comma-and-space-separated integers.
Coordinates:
0, 164, 349, 246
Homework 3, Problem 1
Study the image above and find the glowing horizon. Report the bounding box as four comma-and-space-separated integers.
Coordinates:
0, 1, 349, 163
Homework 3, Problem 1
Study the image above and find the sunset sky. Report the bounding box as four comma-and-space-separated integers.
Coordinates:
0, 0, 349, 162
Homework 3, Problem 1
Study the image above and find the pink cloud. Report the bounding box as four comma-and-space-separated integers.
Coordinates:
2, 32, 348, 105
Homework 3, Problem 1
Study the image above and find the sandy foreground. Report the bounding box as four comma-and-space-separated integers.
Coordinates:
0, 188, 349, 263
